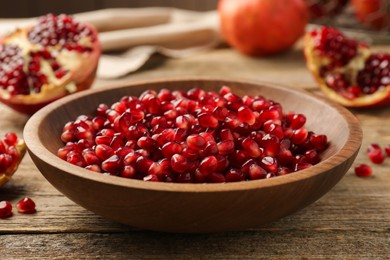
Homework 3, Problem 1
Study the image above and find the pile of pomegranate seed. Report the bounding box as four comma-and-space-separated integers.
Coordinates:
0, 197, 37, 219
58, 87, 329, 183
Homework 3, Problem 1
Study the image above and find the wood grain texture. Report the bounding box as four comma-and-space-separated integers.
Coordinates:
0, 47, 389, 257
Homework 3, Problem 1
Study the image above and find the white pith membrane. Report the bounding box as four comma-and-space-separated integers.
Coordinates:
0, 138, 26, 187
0, 26, 97, 105
304, 33, 390, 107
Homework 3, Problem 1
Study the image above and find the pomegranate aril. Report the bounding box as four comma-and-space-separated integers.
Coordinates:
16, 197, 36, 214
4, 132, 18, 146
291, 128, 309, 145
85, 164, 101, 172
260, 156, 278, 173
220, 128, 234, 141
148, 162, 162, 176
206, 172, 226, 183
121, 165, 136, 178
385, 145, 390, 157
95, 144, 114, 161
171, 154, 188, 173
354, 164, 372, 177
0, 201, 12, 218
225, 168, 242, 182
101, 155, 122, 174
287, 114, 306, 129
310, 134, 328, 151
199, 156, 218, 175
249, 164, 268, 180
237, 106, 255, 125
66, 151, 85, 167
367, 144, 385, 164
198, 113, 219, 128
161, 142, 182, 159
186, 134, 206, 150
143, 174, 159, 182
217, 140, 235, 155
137, 136, 157, 151
242, 138, 262, 158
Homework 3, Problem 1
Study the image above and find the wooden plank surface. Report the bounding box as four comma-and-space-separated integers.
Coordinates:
0, 47, 390, 258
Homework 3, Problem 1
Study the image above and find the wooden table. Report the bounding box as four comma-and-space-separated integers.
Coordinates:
1, 47, 389, 259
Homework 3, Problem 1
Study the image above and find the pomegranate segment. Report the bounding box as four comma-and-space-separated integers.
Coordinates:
58, 87, 329, 183
304, 26, 390, 108
0, 133, 26, 187
0, 13, 101, 114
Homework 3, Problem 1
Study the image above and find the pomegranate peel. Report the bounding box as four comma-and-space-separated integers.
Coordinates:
0, 135, 26, 187
304, 27, 390, 108
0, 14, 101, 115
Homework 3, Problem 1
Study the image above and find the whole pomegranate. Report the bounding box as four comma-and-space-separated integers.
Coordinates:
0, 14, 101, 114
351, 0, 390, 30
0, 133, 26, 187
218, 0, 309, 56
304, 27, 390, 108
305, 0, 348, 19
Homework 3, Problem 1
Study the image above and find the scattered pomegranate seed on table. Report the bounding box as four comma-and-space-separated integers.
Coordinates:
385, 145, 390, 157
16, 197, 37, 214
58, 86, 329, 183
367, 144, 385, 164
0, 201, 13, 219
354, 164, 373, 177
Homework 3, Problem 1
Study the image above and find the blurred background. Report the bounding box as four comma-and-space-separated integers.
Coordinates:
0, 0, 218, 17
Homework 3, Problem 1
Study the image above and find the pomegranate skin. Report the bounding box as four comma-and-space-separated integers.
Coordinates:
218, 0, 309, 56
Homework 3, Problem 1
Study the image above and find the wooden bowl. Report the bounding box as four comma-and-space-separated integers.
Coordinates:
24, 78, 362, 233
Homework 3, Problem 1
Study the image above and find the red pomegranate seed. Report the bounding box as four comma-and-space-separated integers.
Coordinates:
354, 164, 372, 177
16, 197, 36, 214
217, 140, 235, 155
249, 164, 267, 180
101, 155, 122, 174
287, 114, 306, 129
121, 165, 136, 178
310, 134, 328, 151
237, 106, 255, 125
0, 201, 12, 218
148, 162, 162, 176
85, 164, 101, 172
242, 138, 262, 158
291, 128, 309, 144
367, 144, 385, 164
198, 113, 219, 128
143, 174, 159, 182
199, 156, 218, 175
385, 145, 390, 157
260, 156, 278, 173
186, 134, 206, 150
95, 144, 114, 161
135, 156, 153, 173
4, 132, 18, 146
171, 154, 188, 173
225, 168, 242, 182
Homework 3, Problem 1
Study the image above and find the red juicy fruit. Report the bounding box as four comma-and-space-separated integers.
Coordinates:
354, 164, 373, 177
367, 144, 385, 164
17, 197, 37, 214
0, 133, 26, 187
0, 201, 12, 218
304, 26, 390, 108
0, 13, 101, 114
58, 86, 329, 183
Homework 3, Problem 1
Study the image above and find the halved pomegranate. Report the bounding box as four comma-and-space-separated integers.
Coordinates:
304, 27, 390, 108
0, 14, 101, 114
0, 133, 26, 187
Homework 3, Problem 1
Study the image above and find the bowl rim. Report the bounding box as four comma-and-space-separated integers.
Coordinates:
24, 77, 362, 193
